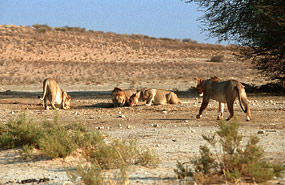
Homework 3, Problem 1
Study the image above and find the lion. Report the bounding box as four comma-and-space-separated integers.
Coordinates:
39, 78, 71, 110
129, 88, 182, 106
195, 76, 251, 121
112, 87, 137, 107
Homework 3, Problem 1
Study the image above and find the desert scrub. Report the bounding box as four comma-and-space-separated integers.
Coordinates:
0, 114, 104, 158
209, 54, 224, 62
68, 138, 159, 184
174, 119, 284, 184
0, 114, 43, 150
0, 114, 159, 184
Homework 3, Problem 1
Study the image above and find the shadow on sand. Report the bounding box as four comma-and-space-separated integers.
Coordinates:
75, 102, 114, 109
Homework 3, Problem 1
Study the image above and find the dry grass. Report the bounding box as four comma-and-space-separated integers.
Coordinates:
0, 24, 234, 64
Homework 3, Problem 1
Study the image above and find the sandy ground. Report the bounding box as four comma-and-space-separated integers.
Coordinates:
0, 25, 284, 184
0, 89, 284, 185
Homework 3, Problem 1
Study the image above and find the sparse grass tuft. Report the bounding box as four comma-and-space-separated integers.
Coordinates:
67, 163, 104, 185
174, 119, 284, 183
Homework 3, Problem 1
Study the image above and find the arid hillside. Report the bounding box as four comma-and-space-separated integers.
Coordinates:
0, 24, 262, 90
0, 24, 234, 63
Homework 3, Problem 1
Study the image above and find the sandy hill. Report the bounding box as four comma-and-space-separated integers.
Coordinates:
0, 24, 261, 90
0, 24, 236, 63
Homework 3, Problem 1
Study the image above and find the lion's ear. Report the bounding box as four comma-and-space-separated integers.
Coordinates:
194, 77, 202, 82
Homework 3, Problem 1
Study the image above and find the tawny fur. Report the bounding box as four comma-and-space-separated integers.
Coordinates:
129, 88, 182, 106
112, 87, 137, 107
195, 77, 251, 121
40, 78, 71, 110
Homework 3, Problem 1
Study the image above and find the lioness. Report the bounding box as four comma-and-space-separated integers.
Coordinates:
112, 87, 137, 107
129, 88, 182, 106
195, 76, 251, 121
39, 78, 71, 110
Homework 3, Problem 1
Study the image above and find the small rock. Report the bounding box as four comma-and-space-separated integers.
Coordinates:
127, 125, 131, 129
152, 123, 159, 128
172, 138, 177, 142
118, 114, 125, 118
257, 130, 266, 134
10, 111, 14, 114
162, 110, 167, 114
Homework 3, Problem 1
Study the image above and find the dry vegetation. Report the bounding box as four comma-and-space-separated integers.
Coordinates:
0, 24, 263, 89
0, 24, 232, 63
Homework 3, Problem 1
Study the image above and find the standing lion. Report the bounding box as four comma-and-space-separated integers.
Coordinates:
195, 76, 251, 121
40, 78, 71, 110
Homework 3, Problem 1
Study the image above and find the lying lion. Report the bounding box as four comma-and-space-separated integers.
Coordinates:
129, 88, 182, 106
112, 87, 137, 107
195, 76, 251, 121
39, 78, 71, 110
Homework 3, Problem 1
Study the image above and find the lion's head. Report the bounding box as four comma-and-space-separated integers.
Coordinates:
112, 87, 127, 107
195, 78, 204, 97
62, 91, 71, 109
129, 91, 141, 106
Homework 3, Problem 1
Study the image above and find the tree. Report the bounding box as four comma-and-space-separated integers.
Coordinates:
185, 0, 285, 80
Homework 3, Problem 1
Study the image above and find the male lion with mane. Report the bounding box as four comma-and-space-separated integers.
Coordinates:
195, 76, 251, 121
39, 78, 71, 110
112, 87, 137, 107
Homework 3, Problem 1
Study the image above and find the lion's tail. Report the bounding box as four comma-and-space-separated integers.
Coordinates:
39, 79, 48, 100
236, 83, 248, 113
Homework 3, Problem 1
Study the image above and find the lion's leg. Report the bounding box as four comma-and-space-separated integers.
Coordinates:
226, 100, 234, 121
44, 97, 49, 110
51, 103, 59, 110
61, 92, 67, 109
146, 94, 155, 106
51, 96, 59, 110
246, 105, 251, 121
196, 100, 209, 119
217, 102, 224, 120
168, 92, 180, 104
242, 97, 251, 121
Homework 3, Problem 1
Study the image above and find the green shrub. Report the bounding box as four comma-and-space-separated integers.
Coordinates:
174, 161, 193, 179
67, 164, 104, 185
32, 24, 52, 33
174, 119, 284, 183
0, 114, 160, 184
0, 114, 43, 150
69, 138, 159, 184
136, 148, 160, 168
39, 122, 77, 158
